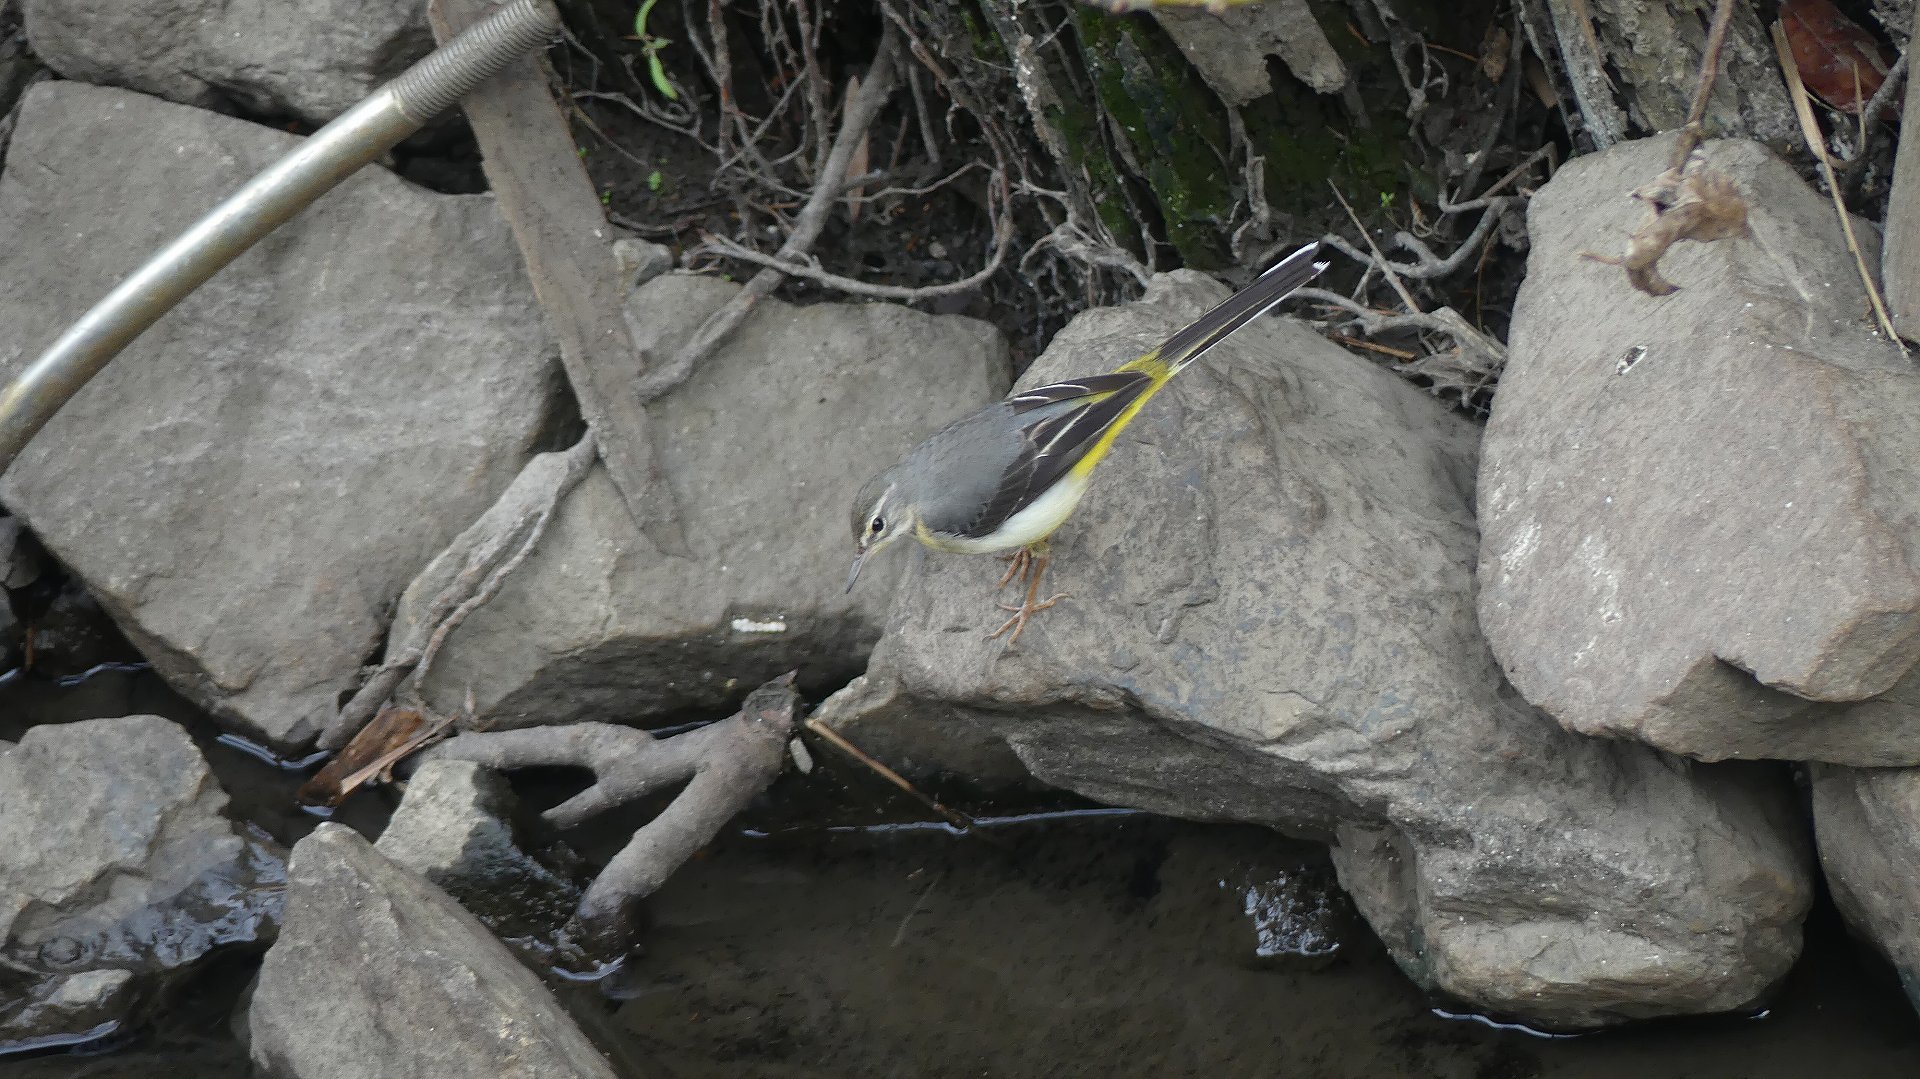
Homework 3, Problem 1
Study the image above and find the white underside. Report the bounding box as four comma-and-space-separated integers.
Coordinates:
927, 471, 1093, 554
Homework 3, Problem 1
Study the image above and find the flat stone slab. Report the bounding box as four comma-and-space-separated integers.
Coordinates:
0, 82, 559, 749
397, 272, 1009, 726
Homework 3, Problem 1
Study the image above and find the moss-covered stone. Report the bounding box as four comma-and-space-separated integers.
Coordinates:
1076, 10, 1235, 269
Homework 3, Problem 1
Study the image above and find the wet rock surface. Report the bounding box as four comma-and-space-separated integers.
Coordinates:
830, 269, 1812, 1028
376, 759, 584, 956
21, 0, 430, 125
0, 81, 559, 750
0, 715, 283, 1053
248, 823, 617, 1079
397, 272, 1009, 727
1479, 133, 1920, 765
1812, 764, 1920, 1013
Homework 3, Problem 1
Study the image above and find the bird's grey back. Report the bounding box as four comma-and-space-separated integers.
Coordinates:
909, 397, 1081, 537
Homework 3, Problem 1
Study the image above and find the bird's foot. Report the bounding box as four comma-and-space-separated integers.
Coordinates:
993, 548, 1033, 591
987, 592, 1070, 646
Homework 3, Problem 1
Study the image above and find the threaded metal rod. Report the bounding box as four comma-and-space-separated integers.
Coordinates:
0, 0, 561, 475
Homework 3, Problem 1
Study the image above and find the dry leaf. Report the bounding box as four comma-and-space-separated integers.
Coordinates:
296, 705, 428, 808
1780, 0, 1893, 116
1582, 165, 1750, 296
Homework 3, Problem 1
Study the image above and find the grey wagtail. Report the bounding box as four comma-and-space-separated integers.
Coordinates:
846, 241, 1328, 643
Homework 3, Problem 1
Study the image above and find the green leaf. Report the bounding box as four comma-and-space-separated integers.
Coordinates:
634, 0, 659, 38
647, 169, 664, 192
647, 50, 677, 101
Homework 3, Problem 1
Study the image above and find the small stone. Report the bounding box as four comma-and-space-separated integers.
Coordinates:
249, 825, 617, 1079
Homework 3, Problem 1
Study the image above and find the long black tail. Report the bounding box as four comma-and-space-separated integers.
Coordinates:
1154, 241, 1327, 374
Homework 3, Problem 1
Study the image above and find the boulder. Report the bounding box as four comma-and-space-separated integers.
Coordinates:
1811, 763, 1920, 1013
1479, 133, 1920, 765
22, 0, 430, 125
248, 824, 617, 1079
397, 272, 1008, 727
0, 715, 284, 1053
827, 269, 1812, 1028
0, 82, 559, 749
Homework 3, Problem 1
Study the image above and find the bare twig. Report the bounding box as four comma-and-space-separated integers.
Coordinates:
634, 24, 903, 403
1440, 145, 1555, 212
1325, 188, 1518, 293
1296, 285, 1507, 395
699, 222, 1008, 300
1852, 49, 1910, 179
1329, 182, 1420, 312
1672, 0, 1739, 170
804, 717, 979, 833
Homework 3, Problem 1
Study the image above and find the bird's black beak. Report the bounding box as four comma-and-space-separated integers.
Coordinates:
845, 551, 867, 593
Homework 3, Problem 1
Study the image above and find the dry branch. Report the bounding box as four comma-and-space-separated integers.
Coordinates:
434, 673, 802, 950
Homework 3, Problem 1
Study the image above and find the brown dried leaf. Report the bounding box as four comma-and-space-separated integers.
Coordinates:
296, 705, 428, 808
1780, 0, 1892, 115
1582, 165, 1750, 296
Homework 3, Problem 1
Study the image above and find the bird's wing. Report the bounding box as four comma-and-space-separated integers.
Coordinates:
955, 371, 1155, 541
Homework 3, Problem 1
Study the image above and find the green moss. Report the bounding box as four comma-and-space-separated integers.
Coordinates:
1075, 10, 1234, 269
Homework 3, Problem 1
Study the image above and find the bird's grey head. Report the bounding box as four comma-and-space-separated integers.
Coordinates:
846, 468, 916, 592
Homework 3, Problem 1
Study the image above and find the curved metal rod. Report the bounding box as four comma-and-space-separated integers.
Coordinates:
0, 0, 562, 475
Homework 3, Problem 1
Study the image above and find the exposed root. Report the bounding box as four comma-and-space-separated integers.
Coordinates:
433, 673, 801, 951
319, 436, 598, 751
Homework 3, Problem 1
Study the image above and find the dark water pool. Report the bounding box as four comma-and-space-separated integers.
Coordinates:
6, 665, 1920, 1079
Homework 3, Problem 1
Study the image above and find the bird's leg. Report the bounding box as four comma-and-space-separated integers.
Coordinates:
988, 542, 1070, 645
994, 547, 1031, 591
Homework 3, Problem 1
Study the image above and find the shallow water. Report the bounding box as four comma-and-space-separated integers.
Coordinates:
6, 666, 1920, 1078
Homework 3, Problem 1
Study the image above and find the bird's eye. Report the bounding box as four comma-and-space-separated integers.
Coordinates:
870, 516, 885, 534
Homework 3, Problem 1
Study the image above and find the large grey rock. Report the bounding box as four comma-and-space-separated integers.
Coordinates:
0, 715, 284, 1053
398, 272, 1008, 727
830, 270, 1812, 1028
1811, 764, 1920, 1012
22, 0, 429, 125
249, 824, 617, 1079
0, 82, 558, 749
1479, 133, 1920, 765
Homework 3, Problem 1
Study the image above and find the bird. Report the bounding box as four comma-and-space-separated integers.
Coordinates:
845, 241, 1328, 644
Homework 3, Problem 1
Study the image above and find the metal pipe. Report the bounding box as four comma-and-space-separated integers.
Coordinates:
0, 0, 562, 474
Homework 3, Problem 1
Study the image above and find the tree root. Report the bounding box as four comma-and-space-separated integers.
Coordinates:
433, 672, 802, 951
319, 435, 599, 750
